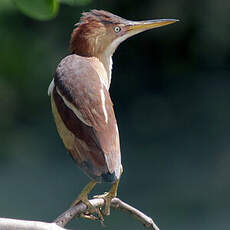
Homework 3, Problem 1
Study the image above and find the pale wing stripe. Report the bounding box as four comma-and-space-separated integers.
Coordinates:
56, 86, 92, 127
48, 79, 54, 96
100, 89, 108, 124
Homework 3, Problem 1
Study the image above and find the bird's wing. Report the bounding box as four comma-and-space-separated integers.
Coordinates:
50, 54, 121, 182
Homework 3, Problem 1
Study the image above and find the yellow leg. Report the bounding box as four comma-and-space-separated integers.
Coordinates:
106, 179, 120, 215
94, 166, 123, 216
71, 181, 96, 208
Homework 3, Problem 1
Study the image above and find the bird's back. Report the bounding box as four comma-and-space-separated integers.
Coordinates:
49, 54, 121, 183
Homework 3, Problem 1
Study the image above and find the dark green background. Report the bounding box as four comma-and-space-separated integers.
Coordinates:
0, 1, 230, 230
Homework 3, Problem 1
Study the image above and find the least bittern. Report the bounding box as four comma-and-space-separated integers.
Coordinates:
48, 10, 177, 219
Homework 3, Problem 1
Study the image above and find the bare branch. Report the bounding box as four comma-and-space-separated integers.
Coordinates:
111, 198, 160, 230
0, 218, 66, 230
0, 197, 159, 230
54, 197, 160, 230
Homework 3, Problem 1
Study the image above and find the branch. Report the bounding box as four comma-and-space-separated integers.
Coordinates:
0, 197, 159, 230
0, 218, 66, 230
54, 197, 160, 230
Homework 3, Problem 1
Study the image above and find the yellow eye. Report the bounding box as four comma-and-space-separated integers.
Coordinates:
114, 26, 121, 33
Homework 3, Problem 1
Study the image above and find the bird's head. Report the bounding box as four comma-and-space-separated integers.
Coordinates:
70, 10, 178, 58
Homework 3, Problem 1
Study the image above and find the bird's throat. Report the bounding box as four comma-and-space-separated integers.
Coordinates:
98, 53, 113, 88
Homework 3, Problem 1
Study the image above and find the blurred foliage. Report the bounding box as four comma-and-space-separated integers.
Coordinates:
59, 0, 92, 7
0, 0, 91, 20
0, 1, 230, 230
13, 0, 59, 20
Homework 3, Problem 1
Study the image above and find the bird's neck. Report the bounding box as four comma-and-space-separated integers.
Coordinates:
70, 48, 113, 90
97, 53, 113, 88
71, 50, 113, 89
70, 30, 114, 89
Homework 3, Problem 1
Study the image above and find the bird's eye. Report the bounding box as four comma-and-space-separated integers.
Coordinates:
114, 26, 121, 33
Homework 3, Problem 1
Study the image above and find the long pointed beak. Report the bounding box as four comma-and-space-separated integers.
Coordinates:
127, 19, 179, 33
107, 18, 179, 56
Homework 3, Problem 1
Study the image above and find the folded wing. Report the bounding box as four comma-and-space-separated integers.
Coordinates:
50, 54, 121, 182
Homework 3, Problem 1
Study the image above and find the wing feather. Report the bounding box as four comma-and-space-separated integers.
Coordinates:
51, 54, 121, 182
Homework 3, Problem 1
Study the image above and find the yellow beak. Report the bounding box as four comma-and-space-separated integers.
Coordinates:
127, 19, 179, 32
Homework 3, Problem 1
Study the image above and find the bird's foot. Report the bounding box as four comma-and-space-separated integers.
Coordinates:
80, 210, 104, 223
93, 179, 119, 216
94, 192, 114, 216
71, 195, 104, 222
96, 178, 120, 216
70, 181, 104, 222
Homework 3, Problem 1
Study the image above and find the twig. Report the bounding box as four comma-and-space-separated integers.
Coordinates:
54, 197, 159, 230
111, 198, 159, 230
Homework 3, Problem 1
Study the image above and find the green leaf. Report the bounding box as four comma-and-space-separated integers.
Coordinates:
0, 0, 15, 12
13, 0, 59, 20
59, 0, 91, 6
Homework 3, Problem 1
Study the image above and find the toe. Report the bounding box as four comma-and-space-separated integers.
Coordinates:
104, 196, 112, 216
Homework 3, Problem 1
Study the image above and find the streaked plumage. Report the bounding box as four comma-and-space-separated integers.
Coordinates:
48, 9, 178, 218
51, 54, 121, 182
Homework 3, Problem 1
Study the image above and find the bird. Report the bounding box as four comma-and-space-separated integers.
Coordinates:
48, 10, 178, 218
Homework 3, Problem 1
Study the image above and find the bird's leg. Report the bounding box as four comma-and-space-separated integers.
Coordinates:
94, 178, 120, 216
71, 181, 96, 208
94, 165, 123, 217
106, 179, 120, 216
71, 181, 103, 220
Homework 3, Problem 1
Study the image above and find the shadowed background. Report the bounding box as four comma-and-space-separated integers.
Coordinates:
0, 0, 230, 230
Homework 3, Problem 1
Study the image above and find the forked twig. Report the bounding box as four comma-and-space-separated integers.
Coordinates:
54, 197, 160, 230
0, 197, 159, 230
